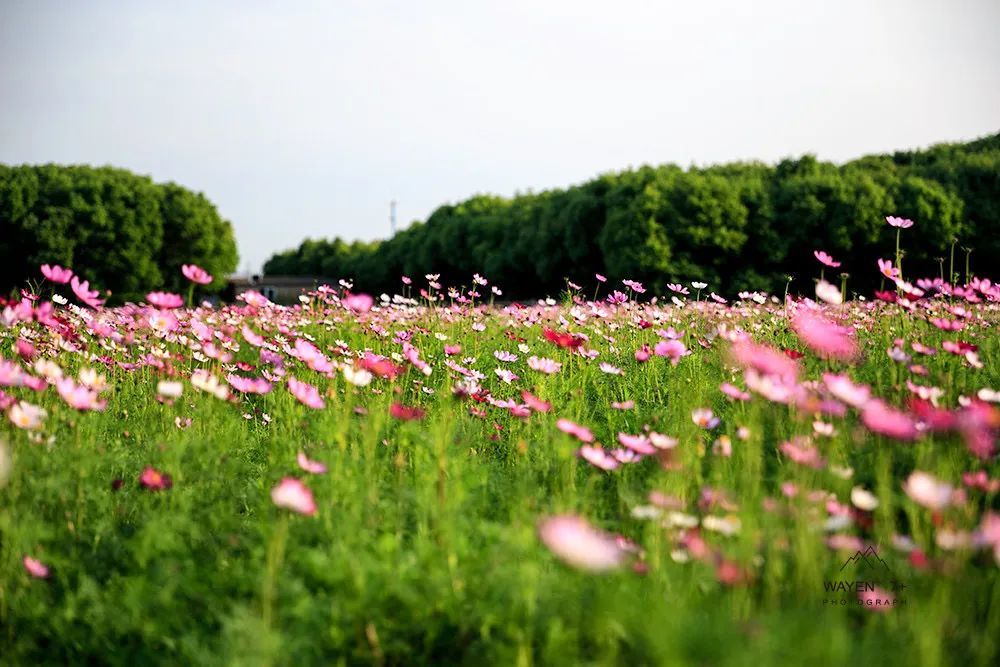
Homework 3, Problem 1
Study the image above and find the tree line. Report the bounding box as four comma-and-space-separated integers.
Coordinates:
0, 164, 238, 301
266, 132, 999, 297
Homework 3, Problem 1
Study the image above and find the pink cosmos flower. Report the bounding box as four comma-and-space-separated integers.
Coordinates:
0, 361, 24, 387
55, 377, 107, 411
903, 471, 953, 510
8, 401, 46, 429
271, 477, 317, 515
41, 264, 73, 283
861, 400, 918, 440
634, 345, 651, 362
611, 400, 634, 410
858, 586, 896, 613
595, 273, 607, 283
23, 556, 50, 578
556, 418, 594, 443
606, 290, 628, 305
139, 466, 173, 490
521, 390, 551, 413
579, 445, 621, 470
729, 340, 799, 382
815, 280, 843, 305
147, 292, 184, 309
813, 251, 841, 268
654, 339, 688, 365
885, 215, 914, 229
182, 264, 213, 285
617, 432, 656, 455
779, 439, 825, 469
390, 402, 426, 421
297, 451, 327, 474
15, 339, 36, 361
287, 377, 325, 409
537, 515, 625, 572
70, 276, 104, 309
877, 259, 899, 280
343, 293, 374, 313
494, 368, 519, 384
791, 310, 858, 361
823, 373, 871, 408
691, 408, 720, 429
622, 279, 645, 293
962, 471, 1000, 493
242, 325, 266, 347
226, 374, 273, 394
527, 356, 562, 374
598, 362, 623, 375
720, 383, 750, 401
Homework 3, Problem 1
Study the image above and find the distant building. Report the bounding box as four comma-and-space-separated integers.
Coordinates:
224, 275, 331, 305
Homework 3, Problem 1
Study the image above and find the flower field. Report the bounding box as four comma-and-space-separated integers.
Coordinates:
1, 238, 999, 665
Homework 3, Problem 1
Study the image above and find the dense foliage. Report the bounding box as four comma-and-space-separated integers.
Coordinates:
266, 133, 999, 297
0, 165, 238, 301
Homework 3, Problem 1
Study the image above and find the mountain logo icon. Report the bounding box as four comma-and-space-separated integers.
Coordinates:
839, 545, 892, 572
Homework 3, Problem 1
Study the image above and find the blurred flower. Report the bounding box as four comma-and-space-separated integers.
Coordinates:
813, 251, 841, 268
691, 408, 720, 429
885, 215, 914, 229
23, 556, 50, 579
147, 292, 184, 309
182, 264, 214, 285
850, 487, 879, 511
9, 401, 46, 430
527, 356, 562, 374
41, 264, 73, 283
815, 280, 843, 305
556, 418, 594, 442
297, 451, 327, 475
287, 377, 325, 409
903, 471, 953, 510
537, 515, 625, 572
271, 477, 317, 516
139, 466, 173, 491
157, 381, 184, 399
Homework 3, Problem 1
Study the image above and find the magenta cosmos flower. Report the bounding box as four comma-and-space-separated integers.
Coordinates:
147, 292, 184, 309
886, 215, 914, 229
287, 377, 325, 409
297, 451, 327, 475
182, 264, 213, 285
40, 264, 73, 283
862, 400, 918, 441
271, 477, 317, 516
790, 309, 858, 361
813, 251, 841, 268
537, 515, 626, 572
902, 471, 953, 510
556, 418, 594, 443
70, 276, 104, 309
23, 556, 50, 578
139, 466, 173, 491
343, 293, 374, 313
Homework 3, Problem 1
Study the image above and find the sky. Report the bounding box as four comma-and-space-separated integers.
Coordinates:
2, 0, 998, 274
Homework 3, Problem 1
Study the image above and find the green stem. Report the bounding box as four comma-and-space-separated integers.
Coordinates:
262, 515, 289, 627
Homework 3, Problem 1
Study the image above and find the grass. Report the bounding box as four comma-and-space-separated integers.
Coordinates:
1, 284, 998, 666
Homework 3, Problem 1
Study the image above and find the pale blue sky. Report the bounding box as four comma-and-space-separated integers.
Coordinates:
2, 0, 998, 273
